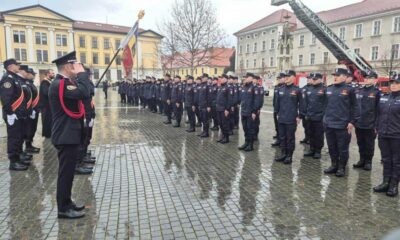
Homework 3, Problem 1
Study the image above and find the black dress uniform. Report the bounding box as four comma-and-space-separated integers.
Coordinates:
216, 75, 231, 144
354, 74, 380, 171
0, 59, 29, 171
184, 79, 196, 132
209, 79, 219, 130
300, 81, 312, 144
323, 68, 360, 177
49, 51, 91, 218
25, 68, 41, 153
303, 73, 327, 159
171, 77, 183, 127
271, 73, 285, 147
161, 78, 172, 124
373, 74, 400, 197
39, 76, 53, 138
275, 71, 302, 164
198, 80, 210, 137
228, 80, 236, 133
254, 79, 264, 140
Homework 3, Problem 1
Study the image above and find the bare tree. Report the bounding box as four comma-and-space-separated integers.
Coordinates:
380, 44, 400, 76
159, 0, 227, 75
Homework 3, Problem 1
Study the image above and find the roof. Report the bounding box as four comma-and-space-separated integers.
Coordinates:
73, 21, 145, 35
163, 48, 235, 69
0, 4, 73, 21
234, 9, 297, 35
297, 0, 400, 30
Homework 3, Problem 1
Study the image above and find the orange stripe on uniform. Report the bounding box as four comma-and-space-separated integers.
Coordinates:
32, 94, 40, 108
11, 89, 24, 112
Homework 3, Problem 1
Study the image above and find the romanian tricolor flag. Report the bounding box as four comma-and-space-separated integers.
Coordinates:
120, 21, 139, 78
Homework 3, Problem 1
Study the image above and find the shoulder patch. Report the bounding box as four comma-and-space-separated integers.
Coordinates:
67, 85, 77, 90
2, 82, 12, 89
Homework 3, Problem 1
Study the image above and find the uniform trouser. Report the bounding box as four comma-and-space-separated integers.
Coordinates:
325, 127, 351, 165
55, 144, 79, 212
242, 115, 256, 142
25, 114, 39, 144
164, 102, 172, 121
308, 120, 324, 152
355, 128, 376, 160
127, 96, 132, 104
134, 96, 139, 106
255, 113, 261, 137
78, 124, 93, 164
229, 108, 235, 130
6, 118, 24, 162
195, 108, 201, 124
211, 106, 218, 127
186, 107, 196, 129
273, 112, 279, 137
173, 103, 183, 124
104, 90, 108, 99
139, 97, 144, 106
278, 123, 297, 155
41, 108, 52, 138
200, 108, 209, 133
217, 111, 230, 137
158, 100, 164, 113
234, 106, 239, 127
379, 138, 400, 181
302, 118, 310, 140
121, 94, 126, 103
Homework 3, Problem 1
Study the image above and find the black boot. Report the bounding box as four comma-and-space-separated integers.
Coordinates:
271, 140, 280, 147
163, 120, 172, 124
324, 159, 338, 174
335, 160, 346, 177
173, 123, 180, 128
220, 136, 229, 144
211, 126, 219, 131
353, 155, 365, 169
363, 156, 372, 171
83, 155, 96, 164
186, 128, 195, 133
275, 150, 287, 162
19, 153, 32, 162
273, 135, 277, 139
283, 154, 293, 165
9, 159, 28, 171
303, 148, 315, 157
200, 132, 209, 138
300, 138, 309, 144
373, 177, 391, 192
238, 141, 249, 150
25, 142, 40, 153
386, 179, 399, 197
313, 150, 321, 159
244, 141, 254, 152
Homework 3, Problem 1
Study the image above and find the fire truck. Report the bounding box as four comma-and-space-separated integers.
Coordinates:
271, 0, 390, 92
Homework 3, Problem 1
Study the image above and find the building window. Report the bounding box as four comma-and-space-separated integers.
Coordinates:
270, 57, 274, 67
394, 17, 400, 33
253, 43, 257, 52
298, 55, 303, 66
371, 46, 379, 60
214, 68, 218, 74
116, 56, 121, 65
56, 34, 67, 46
392, 44, 400, 59
373, 20, 381, 36
93, 69, 99, 79
104, 38, 110, 49
56, 51, 67, 58
80, 52, 87, 64
310, 53, 316, 65
13, 31, 26, 43
355, 24, 363, 38
262, 41, 266, 51
339, 27, 346, 40
14, 48, 27, 61
270, 39, 275, 49
239, 45, 242, 54
79, 36, 86, 48
117, 70, 122, 80
261, 58, 265, 68
93, 53, 99, 64
240, 60, 243, 68
253, 59, 257, 68
115, 39, 121, 49
92, 37, 98, 49
311, 34, 316, 45
105, 54, 110, 64
246, 44, 250, 53
323, 52, 329, 64
36, 50, 48, 62
105, 70, 111, 80
354, 48, 361, 55
246, 60, 249, 68
35, 32, 47, 45
299, 35, 304, 47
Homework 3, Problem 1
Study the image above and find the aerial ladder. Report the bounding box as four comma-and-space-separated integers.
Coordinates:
271, 0, 374, 82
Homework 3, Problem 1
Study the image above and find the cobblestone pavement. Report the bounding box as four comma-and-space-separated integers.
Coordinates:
0, 90, 399, 240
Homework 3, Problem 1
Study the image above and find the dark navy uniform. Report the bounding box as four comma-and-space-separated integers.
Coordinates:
254, 83, 264, 140
198, 81, 210, 137
161, 79, 172, 123
24, 69, 40, 153
171, 80, 183, 127
228, 82, 236, 133
354, 84, 380, 170
216, 80, 231, 143
271, 78, 284, 146
194, 83, 201, 126
184, 82, 196, 131
374, 76, 400, 196
300, 83, 312, 144
303, 80, 327, 158
39, 77, 52, 138
323, 73, 360, 177
234, 81, 241, 129
209, 81, 219, 130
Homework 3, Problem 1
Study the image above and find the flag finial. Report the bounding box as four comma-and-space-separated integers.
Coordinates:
138, 10, 145, 20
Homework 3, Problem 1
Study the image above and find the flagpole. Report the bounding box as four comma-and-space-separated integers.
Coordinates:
136, 21, 140, 80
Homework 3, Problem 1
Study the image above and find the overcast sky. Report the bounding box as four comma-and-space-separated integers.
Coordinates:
1, 0, 362, 45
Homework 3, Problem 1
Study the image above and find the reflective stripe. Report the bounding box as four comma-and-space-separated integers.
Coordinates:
26, 89, 32, 109
11, 88, 24, 112
59, 79, 85, 119
32, 94, 40, 108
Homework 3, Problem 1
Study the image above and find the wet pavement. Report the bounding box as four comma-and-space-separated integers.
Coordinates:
0, 90, 399, 240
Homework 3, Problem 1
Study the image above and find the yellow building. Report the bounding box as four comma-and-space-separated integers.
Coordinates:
0, 4, 163, 83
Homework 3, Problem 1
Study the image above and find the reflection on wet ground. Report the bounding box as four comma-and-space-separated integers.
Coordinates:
0, 91, 399, 239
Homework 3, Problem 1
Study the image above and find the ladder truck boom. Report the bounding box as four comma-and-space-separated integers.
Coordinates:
271, 0, 374, 80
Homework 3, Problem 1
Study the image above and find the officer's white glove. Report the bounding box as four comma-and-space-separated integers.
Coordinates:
7, 114, 18, 126
88, 118, 94, 127
30, 110, 36, 119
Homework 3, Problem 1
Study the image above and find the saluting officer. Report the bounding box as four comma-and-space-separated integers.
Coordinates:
161, 74, 172, 124
271, 73, 286, 147
274, 70, 302, 165
374, 73, 400, 197
184, 75, 196, 132
303, 73, 327, 159
216, 74, 231, 144
39, 69, 55, 138
323, 68, 360, 177
252, 75, 264, 141
198, 73, 210, 138
24, 68, 41, 153
353, 71, 380, 171
238, 73, 260, 152
171, 75, 183, 127
49, 51, 91, 219
1, 59, 29, 171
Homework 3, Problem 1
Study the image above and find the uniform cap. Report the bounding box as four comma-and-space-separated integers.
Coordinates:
245, 72, 255, 78
365, 71, 378, 79
312, 73, 323, 80
332, 68, 348, 76
202, 73, 209, 78
175, 75, 181, 79
220, 74, 229, 79
285, 70, 296, 77
27, 68, 36, 75
3, 58, 21, 69
390, 74, 400, 83
19, 64, 29, 72
51, 51, 77, 66
165, 73, 171, 78
277, 72, 286, 79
